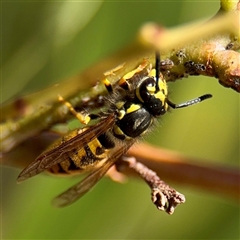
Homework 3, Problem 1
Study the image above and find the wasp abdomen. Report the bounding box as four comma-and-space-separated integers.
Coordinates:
49, 131, 115, 175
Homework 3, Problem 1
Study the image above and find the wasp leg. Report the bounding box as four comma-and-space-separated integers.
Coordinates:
58, 95, 93, 125
119, 60, 150, 91
102, 78, 114, 93
117, 156, 185, 215
103, 59, 150, 92
104, 63, 125, 77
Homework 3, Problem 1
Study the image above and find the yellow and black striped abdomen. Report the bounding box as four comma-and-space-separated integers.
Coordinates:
48, 130, 115, 175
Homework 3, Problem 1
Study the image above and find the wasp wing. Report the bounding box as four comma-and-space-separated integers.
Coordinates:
52, 141, 135, 207
17, 114, 115, 182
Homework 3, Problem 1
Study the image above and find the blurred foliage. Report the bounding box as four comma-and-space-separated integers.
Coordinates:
1, 1, 239, 239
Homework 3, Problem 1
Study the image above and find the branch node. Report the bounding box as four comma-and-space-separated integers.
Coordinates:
117, 156, 185, 214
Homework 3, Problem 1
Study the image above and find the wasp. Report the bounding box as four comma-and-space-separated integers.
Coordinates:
17, 53, 212, 213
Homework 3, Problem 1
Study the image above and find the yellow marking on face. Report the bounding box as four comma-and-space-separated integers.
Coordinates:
147, 85, 156, 94
155, 91, 166, 105
149, 69, 156, 77
159, 78, 168, 94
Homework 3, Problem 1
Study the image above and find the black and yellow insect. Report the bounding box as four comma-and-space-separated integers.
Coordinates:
17, 53, 212, 210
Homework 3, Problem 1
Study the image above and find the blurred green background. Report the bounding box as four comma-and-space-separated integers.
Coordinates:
1, 1, 239, 239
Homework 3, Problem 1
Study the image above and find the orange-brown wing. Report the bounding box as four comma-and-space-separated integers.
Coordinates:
52, 140, 135, 207
17, 114, 115, 182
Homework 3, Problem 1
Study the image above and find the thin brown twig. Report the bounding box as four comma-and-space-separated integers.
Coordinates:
117, 156, 186, 214
125, 143, 240, 201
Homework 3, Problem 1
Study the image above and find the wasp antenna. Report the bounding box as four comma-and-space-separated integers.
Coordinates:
155, 52, 160, 93
167, 94, 212, 109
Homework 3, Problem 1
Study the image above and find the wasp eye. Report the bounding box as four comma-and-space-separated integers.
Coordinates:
137, 77, 156, 102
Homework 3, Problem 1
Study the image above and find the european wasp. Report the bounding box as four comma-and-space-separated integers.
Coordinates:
17, 53, 212, 214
